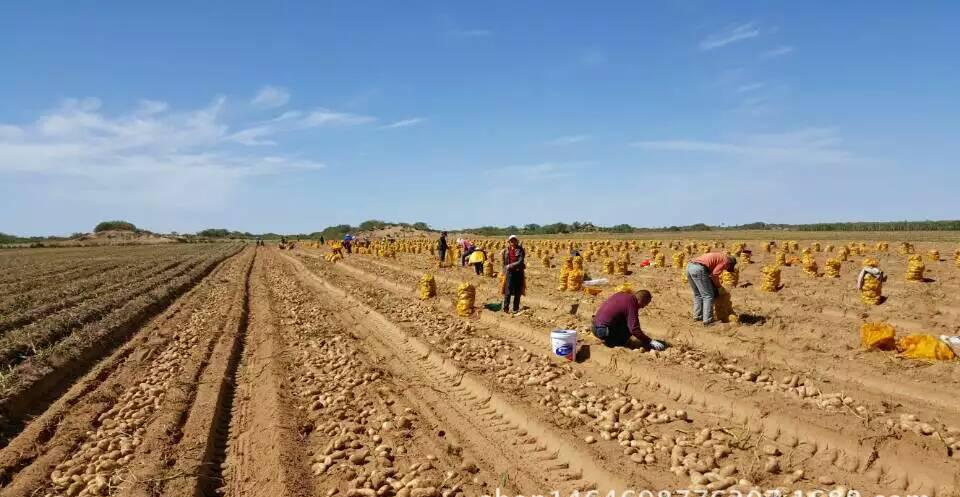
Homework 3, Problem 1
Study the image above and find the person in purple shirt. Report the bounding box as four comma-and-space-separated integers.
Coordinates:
592, 289, 667, 350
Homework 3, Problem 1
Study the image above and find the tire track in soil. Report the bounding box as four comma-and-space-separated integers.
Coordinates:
269, 249, 618, 496
277, 251, 636, 494
304, 253, 958, 497
217, 251, 312, 497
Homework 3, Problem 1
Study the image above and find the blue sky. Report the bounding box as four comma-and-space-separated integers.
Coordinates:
1, 1, 957, 236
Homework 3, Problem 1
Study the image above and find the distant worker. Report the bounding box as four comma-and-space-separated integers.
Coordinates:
460, 239, 476, 266
343, 234, 353, 254
467, 248, 487, 275
437, 231, 449, 265
592, 289, 666, 350
320, 235, 325, 245
500, 235, 526, 313
686, 252, 737, 326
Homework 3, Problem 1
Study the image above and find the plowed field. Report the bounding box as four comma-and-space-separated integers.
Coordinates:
1, 241, 957, 497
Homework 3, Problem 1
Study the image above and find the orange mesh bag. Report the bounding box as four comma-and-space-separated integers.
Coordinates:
860, 323, 895, 350
897, 335, 956, 361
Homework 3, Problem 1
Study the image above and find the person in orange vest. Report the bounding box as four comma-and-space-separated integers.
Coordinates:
686, 252, 736, 326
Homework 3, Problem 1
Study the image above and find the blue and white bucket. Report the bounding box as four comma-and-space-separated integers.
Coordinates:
550, 329, 578, 361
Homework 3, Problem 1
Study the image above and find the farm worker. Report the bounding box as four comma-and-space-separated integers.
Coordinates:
467, 249, 486, 275
686, 252, 737, 326
500, 235, 526, 313
592, 289, 666, 350
343, 234, 353, 254
319, 236, 325, 245
437, 232, 449, 264
460, 239, 476, 266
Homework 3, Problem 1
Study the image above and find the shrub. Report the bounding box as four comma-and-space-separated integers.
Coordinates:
94, 220, 137, 233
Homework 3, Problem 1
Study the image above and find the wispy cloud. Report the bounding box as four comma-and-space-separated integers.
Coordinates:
760, 45, 794, 60
494, 162, 588, 180
302, 109, 375, 127
736, 82, 765, 93
547, 135, 590, 146
699, 22, 761, 50
451, 29, 492, 38
632, 128, 859, 166
251, 85, 290, 108
0, 94, 336, 209
381, 117, 426, 129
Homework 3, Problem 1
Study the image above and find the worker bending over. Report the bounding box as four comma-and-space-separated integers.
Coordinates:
686, 252, 736, 326
592, 290, 666, 350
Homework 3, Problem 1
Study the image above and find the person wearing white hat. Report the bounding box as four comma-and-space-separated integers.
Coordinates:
500, 235, 526, 313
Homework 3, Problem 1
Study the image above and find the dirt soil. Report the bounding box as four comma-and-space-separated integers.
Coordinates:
2, 240, 958, 497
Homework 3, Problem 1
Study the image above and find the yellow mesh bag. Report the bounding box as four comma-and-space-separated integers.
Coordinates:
860, 273, 882, 305
566, 269, 584, 291
483, 260, 494, 277
672, 252, 685, 268
802, 255, 818, 277
713, 287, 736, 323
720, 269, 738, 288
456, 282, 475, 317
603, 259, 614, 274
418, 274, 437, 300
760, 265, 781, 292
824, 258, 841, 278
897, 335, 956, 361
860, 322, 896, 350
615, 282, 633, 294
775, 252, 787, 267
928, 249, 940, 262
654, 252, 666, 268
905, 255, 925, 281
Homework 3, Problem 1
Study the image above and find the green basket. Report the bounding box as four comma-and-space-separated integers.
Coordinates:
483, 302, 503, 312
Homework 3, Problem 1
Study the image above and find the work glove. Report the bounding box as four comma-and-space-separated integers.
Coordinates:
647, 339, 667, 351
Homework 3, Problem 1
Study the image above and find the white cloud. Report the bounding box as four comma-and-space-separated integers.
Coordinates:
381, 117, 425, 129
494, 162, 588, 180
632, 128, 859, 166
699, 23, 761, 50
547, 135, 590, 146
0, 95, 330, 210
302, 109, 375, 127
251, 85, 291, 108
760, 45, 795, 59
137, 100, 169, 115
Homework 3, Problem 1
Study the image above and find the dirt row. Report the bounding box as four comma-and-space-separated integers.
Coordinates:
0, 246, 255, 497
337, 250, 960, 416
293, 248, 959, 496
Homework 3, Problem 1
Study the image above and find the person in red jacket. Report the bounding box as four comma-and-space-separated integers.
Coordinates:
686, 252, 737, 326
592, 290, 666, 350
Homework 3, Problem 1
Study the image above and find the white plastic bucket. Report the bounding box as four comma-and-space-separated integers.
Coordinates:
550, 329, 578, 361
